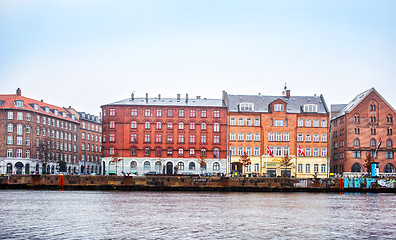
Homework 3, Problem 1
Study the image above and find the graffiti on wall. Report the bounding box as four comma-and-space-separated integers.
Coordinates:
342, 178, 395, 189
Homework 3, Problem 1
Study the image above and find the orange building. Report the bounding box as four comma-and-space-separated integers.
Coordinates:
225, 89, 330, 178
330, 88, 396, 176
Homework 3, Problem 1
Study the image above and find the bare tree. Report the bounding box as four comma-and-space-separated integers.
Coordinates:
36, 136, 53, 174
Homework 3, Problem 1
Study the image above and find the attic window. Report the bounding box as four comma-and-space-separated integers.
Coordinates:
54, 109, 58, 116
45, 107, 50, 113
33, 104, 39, 111
304, 104, 318, 113
62, 112, 66, 118
274, 104, 284, 112
239, 103, 254, 112
14, 100, 24, 108
71, 115, 76, 120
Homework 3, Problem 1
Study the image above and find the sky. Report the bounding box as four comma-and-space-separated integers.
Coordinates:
1, 0, 395, 116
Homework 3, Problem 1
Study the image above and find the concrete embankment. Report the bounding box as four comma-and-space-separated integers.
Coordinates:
0, 175, 395, 193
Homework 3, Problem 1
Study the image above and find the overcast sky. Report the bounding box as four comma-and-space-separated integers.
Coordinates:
1, 0, 395, 116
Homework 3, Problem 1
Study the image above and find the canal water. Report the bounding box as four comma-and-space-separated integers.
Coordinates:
0, 190, 395, 239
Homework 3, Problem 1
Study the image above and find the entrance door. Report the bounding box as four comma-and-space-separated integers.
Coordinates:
166, 162, 173, 175
15, 162, 23, 174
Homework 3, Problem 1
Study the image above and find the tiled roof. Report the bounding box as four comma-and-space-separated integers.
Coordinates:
0, 94, 79, 123
102, 97, 225, 108
226, 94, 329, 114
330, 104, 347, 113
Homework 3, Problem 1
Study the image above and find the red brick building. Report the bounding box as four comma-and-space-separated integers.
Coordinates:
0, 88, 80, 174
101, 93, 227, 175
225, 89, 330, 178
330, 88, 396, 175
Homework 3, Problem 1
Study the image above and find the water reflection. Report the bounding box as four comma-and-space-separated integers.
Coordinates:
0, 190, 395, 239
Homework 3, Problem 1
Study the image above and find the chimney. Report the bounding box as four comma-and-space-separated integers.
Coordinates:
222, 90, 227, 100
145, 93, 148, 102
41, 99, 43, 102
177, 94, 180, 101
16, 88, 21, 96
286, 90, 290, 98
131, 92, 134, 100
196, 96, 201, 99
185, 93, 189, 102
158, 94, 161, 100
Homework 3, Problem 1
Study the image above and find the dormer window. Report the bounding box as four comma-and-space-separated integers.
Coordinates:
274, 104, 284, 112
303, 104, 318, 113
239, 103, 254, 112
33, 103, 39, 111
14, 100, 24, 108
71, 115, 75, 120
45, 107, 49, 113
62, 112, 66, 118
54, 109, 58, 116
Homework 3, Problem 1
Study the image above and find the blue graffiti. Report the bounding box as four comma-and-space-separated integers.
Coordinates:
343, 178, 376, 188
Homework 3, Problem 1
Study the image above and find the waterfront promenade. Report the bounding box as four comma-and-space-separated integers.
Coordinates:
0, 174, 395, 193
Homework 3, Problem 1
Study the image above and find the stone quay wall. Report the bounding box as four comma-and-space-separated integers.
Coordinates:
0, 175, 395, 193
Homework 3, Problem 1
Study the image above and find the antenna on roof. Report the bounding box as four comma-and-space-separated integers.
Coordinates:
282, 83, 287, 95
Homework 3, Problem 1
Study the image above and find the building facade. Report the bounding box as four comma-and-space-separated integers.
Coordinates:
330, 88, 396, 176
225, 89, 330, 178
101, 93, 227, 176
66, 107, 102, 175
0, 88, 80, 174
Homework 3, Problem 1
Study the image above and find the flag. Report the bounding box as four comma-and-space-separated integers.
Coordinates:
298, 145, 306, 157
377, 138, 382, 149
266, 146, 274, 157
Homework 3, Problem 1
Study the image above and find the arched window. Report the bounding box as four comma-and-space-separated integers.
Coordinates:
144, 148, 150, 156
143, 161, 151, 172
178, 148, 184, 156
213, 148, 219, 158
156, 121, 161, 130
17, 124, 23, 135
387, 139, 392, 147
214, 122, 220, 132
156, 148, 161, 157
145, 121, 150, 129
155, 161, 162, 172
7, 124, 13, 132
386, 115, 393, 123
201, 148, 207, 157
213, 162, 220, 171
370, 139, 376, 147
167, 148, 173, 156
384, 163, 395, 173
109, 147, 114, 155
109, 121, 115, 128
178, 162, 184, 170
354, 138, 360, 147
178, 122, 184, 130
130, 161, 137, 170
131, 147, 137, 156
190, 148, 195, 157
189, 162, 195, 170
201, 122, 207, 130
131, 121, 137, 129
351, 163, 362, 172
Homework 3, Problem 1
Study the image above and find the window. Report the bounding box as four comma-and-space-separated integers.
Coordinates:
230, 118, 236, 125
230, 133, 236, 141
298, 164, 303, 173
8, 112, 13, 119
386, 151, 394, 159
305, 119, 311, 127
17, 112, 23, 120
230, 147, 236, 156
283, 132, 289, 141
16, 149, 22, 158
144, 148, 150, 156
254, 133, 260, 141
144, 134, 150, 142
268, 132, 274, 141
167, 135, 173, 143
190, 148, 195, 156
131, 121, 137, 129
283, 147, 289, 156
145, 121, 150, 129
313, 119, 319, 127
313, 134, 319, 142
190, 134, 195, 143
370, 139, 376, 147
201, 110, 207, 117
238, 133, 244, 141
214, 122, 220, 132
276, 132, 282, 141
7, 136, 13, 145
109, 147, 114, 155
239, 103, 254, 112
167, 148, 173, 156
156, 121, 162, 130
167, 122, 173, 130
189, 162, 195, 170
298, 119, 304, 127
109, 121, 115, 129
109, 108, 115, 116
201, 122, 207, 130
7, 124, 13, 132
321, 119, 327, 127
214, 110, 220, 118
213, 162, 220, 171
370, 104, 376, 111
314, 164, 319, 173
254, 118, 260, 126
16, 136, 22, 145
190, 110, 196, 118
167, 109, 173, 117
306, 164, 311, 173
387, 129, 393, 135
387, 115, 393, 123
371, 128, 376, 135
246, 118, 252, 126
110, 134, 115, 142
214, 135, 220, 144
201, 135, 207, 143
178, 162, 185, 170
246, 147, 252, 155
304, 104, 318, 113
297, 134, 303, 142
305, 148, 311, 157
254, 147, 260, 156
313, 148, 319, 157
201, 149, 207, 157
274, 104, 284, 112
305, 134, 311, 142
178, 135, 184, 143
275, 147, 282, 156
238, 118, 244, 126
156, 109, 162, 117
321, 134, 327, 142
7, 149, 13, 158
214, 148, 220, 158
131, 108, 137, 116
274, 120, 283, 126
179, 109, 184, 117
354, 139, 360, 147
178, 122, 184, 130
238, 147, 244, 155
387, 139, 392, 147
190, 122, 195, 130
144, 109, 151, 117
178, 148, 184, 156
156, 134, 161, 143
